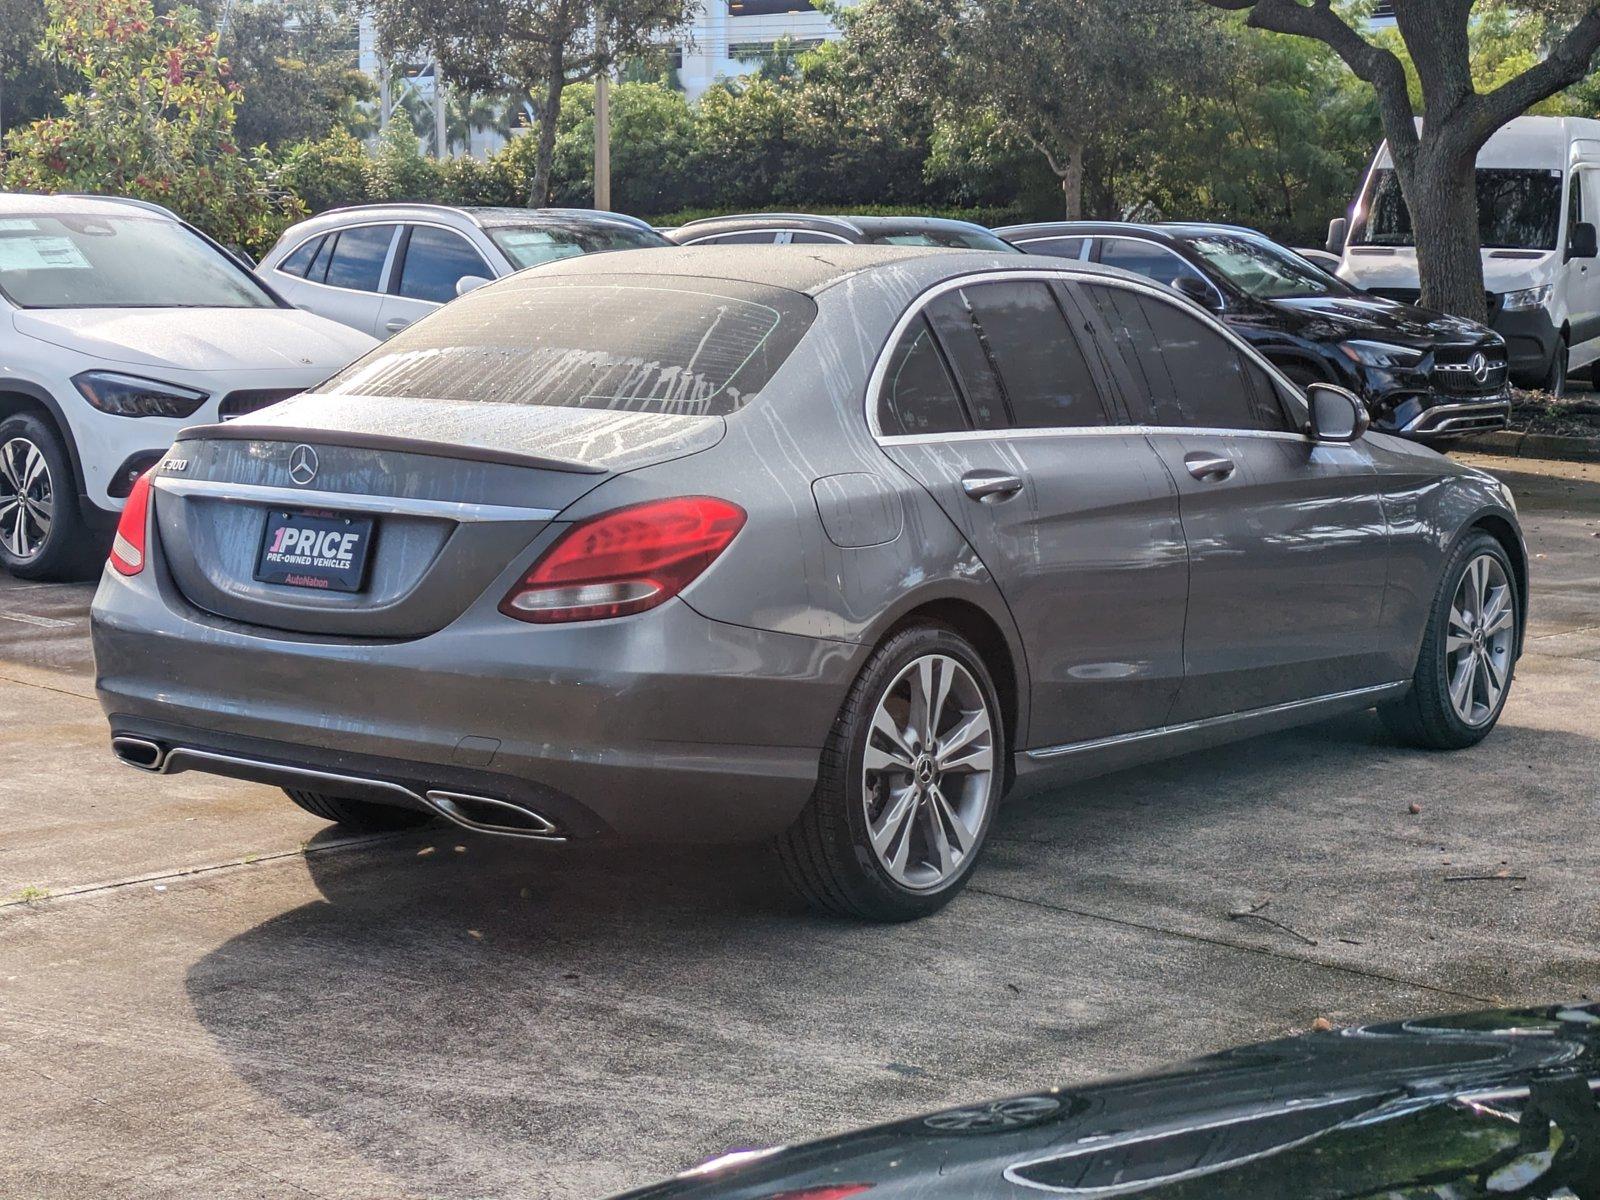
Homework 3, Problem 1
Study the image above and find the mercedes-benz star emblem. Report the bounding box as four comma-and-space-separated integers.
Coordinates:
1470, 352, 1490, 384
287, 444, 319, 487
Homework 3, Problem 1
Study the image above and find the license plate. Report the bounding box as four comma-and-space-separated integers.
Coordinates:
255, 509, 375, 593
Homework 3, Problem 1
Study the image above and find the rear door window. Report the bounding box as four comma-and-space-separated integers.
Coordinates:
788, 231, 852, 245
396, 226, 491, 304
315, 278, 817, 417
1018, 237, 1086, 260
1082, 283, 1286, 431
1097, 238, 1208, 290
322, 225, 397, 293
923, 290, 1010, 429
278, 236, 323, 277
959, 281, 1109, 429
877, 316, 970, 436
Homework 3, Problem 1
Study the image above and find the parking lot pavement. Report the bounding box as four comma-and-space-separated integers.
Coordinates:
1, 452, 1597, 1200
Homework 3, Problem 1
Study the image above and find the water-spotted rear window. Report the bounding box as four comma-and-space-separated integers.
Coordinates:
313, 279, 817, 417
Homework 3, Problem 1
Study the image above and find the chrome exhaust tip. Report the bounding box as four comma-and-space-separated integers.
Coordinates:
424, 790, 562, 840
111, 735, 167, 772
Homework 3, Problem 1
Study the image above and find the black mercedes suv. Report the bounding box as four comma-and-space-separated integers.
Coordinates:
999, 221, 1511, 441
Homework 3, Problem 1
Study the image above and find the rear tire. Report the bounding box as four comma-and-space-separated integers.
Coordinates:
283, 789, 434, 832
1380, 530, 1518, 750
775, 623, 1005, 922
0, 414, 94, 581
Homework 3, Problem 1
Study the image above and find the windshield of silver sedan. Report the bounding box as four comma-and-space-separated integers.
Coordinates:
0, 214, 275, 309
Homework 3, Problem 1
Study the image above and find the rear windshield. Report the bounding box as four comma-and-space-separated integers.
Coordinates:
486, 223, 669, 270
868, 228, 1019, 252
312, 279, 817, 417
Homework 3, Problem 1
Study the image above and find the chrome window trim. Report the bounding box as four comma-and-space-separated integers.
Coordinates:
1088, 234, 1229, 310
864, 268, 1311, 441
153, 476, 559, 524
1024, 681, 1409, 762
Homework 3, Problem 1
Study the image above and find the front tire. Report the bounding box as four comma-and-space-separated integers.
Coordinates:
776, 624, 1005, 922
1381, 531, 1518, 750
1543, 338, 1569, 398
0, 414, 92, 581
283, 789, 434, 833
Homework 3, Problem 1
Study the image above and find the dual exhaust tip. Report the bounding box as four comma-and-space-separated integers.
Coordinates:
110, 736, 560, 840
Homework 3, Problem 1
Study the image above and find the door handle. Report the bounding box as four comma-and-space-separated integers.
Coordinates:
960, 470, 1025, 502
1184, 452, 1235, 482
385, 318, 411, 333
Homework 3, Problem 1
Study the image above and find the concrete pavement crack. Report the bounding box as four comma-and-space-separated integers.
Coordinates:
968, 884, 1496, 1006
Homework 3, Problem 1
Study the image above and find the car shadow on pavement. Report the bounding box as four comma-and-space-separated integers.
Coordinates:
178, 704, 1598, 1198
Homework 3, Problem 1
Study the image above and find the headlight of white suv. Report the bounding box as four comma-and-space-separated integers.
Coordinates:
73, 371, 209, 418
1500, 284, 1553, 312
1339, 340, 1426, 370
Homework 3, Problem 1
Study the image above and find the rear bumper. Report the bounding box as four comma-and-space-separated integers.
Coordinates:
92, 568, 863, 843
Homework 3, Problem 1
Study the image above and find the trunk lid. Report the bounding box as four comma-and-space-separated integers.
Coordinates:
153, 399, 724, 638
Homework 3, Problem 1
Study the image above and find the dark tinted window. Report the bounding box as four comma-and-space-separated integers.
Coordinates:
693, 231, 779, 245
315, 279, 816, 417
279, 236, 322, 278
398, 226, 490, 304
1018, 237, 1085, 260
1083, 283, 1286, 431
962, 282, 1107, 428
788, 231, 850, 244
323, 225, 395, 292
306, 234, 335, 282
1098, 238, 1208, 289
878, 316, 969, 436
923, 290, 1008, 428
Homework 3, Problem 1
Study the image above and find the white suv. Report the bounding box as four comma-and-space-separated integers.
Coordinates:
0, 194, 377, 579
256, 205, 670, 338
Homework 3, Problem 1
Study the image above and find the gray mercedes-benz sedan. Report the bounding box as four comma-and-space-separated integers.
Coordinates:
91, 246, 1527, 921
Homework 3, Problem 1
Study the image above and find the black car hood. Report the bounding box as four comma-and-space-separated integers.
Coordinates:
616, 1004, 1600, 1200
1266, 294, 1493, 348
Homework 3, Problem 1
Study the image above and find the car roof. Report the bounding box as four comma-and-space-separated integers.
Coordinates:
670, 213, 1000, 241
0, 192, 181, 220
487, 243, 1143, 297
997, 220, 1276, 245
278, 203, 658, 239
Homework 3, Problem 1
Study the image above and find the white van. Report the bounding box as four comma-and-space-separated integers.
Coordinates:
1330, 115, 1600, 395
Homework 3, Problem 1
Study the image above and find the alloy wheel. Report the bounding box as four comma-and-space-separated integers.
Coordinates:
861, 653, 996, 891
1446, 553, 1515, 727
0, 437, 53, 561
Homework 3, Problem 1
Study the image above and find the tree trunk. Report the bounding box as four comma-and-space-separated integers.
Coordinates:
528, 49, 565, 207
1399, 142, 1489, 324
1057, 142, 1084, 220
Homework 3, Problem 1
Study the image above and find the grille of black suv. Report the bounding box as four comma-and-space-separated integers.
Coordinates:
1432, 346, 1509, 397
218, 388, 301, 420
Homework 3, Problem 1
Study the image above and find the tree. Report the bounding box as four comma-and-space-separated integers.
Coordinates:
368, 0, 693, 206
214, 0, 373, 149
1197, 0, 1600, 322
1, 0, 63, 138
1, 0, 302, 253
842, 0, 1213, 219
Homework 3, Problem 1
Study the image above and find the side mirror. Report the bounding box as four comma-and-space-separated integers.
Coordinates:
455, 274, 492, 298
1326, 217, 1348, 256
1569, 221, 1598, 261
1306, 382, 1370, 443
1172, 275, 1222, 312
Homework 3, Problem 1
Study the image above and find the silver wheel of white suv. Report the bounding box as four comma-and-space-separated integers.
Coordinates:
0, 435, 53, 563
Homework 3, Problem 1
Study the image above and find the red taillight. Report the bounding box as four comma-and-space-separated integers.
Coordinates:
499, 496, 746, 624
109, 469, 155, 576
